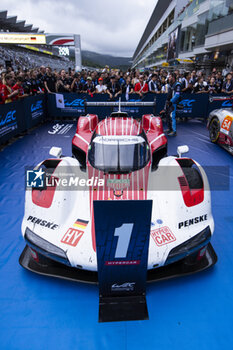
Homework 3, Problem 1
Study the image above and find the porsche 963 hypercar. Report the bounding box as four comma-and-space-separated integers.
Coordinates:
20, 101, 217, 283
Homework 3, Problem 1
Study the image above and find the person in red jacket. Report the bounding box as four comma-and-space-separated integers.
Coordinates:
1, 74, 19, 104
12, 77, 26, 100
134, 75, 148, 97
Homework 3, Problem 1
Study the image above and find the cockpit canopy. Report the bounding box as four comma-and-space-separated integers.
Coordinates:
88, 134, 150, 173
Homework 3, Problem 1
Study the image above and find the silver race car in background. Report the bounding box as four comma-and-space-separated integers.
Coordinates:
208, 96, 233, 154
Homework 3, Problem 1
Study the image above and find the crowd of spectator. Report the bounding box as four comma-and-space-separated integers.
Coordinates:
0, 46, 72, 72
0, 64, 233, 104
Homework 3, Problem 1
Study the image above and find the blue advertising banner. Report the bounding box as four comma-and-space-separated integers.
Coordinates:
0, 92, 231, 146
0, 100, 25, 144
0, 95, 45, 145
178, 93, 209, 119
47, 92, 218, 121
23, 95, 45, 129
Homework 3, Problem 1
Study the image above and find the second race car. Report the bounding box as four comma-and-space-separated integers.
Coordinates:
208, 96, 233, 154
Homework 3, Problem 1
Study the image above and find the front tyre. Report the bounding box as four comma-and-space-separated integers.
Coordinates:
209, 117, 220, 143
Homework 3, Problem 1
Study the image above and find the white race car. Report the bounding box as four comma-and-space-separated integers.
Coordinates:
208, 96, 233, 154
20, 102, 217, 283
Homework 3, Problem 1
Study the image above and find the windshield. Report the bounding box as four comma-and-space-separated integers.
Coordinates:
88, 134, 150, 173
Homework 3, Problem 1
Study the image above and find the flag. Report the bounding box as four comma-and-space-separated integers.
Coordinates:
55, 93, 65, 109
74, 219, 88, 229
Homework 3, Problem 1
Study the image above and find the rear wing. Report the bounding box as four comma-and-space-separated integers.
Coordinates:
84, 99, 156, 116
209, 95, 233, 103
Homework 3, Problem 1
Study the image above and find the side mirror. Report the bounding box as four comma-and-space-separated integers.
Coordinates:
49, 147, 62, 158
177, 145, 189, 158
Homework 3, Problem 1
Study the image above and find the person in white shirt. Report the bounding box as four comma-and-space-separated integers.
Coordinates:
148, 74, 160, 93
95, 77, 107, 94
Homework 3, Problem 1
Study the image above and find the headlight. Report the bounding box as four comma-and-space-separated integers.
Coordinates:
25, 227, 69, 263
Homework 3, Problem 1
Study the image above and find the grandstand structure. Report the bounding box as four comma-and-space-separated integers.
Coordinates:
132, 0, 233, 70
0, 10, 74, 71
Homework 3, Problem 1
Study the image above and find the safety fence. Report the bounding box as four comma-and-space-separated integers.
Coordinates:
0, 93, 231, 145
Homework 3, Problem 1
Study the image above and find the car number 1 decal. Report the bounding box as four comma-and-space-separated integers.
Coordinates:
114, 223, 134, 258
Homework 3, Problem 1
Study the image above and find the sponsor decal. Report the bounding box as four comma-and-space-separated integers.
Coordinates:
113, 189, 123, 197
179, 99, 195, 114
220, 116, 233, 135
26, 168, 45, 188
107, 178, 130, 189
64, 98, 84, 108
73, 219, 88, 229
151, 226, 176, 246
31, 100, 43, 119
105, 260, 140, 266
178, 214, 207, 229
0, 110, 17, 137
111, 282, 135, 292
48, 123, 73, 135
180, 99, 195, 108
0, 110, 16, 126
61, 228, 84, 247
222, 100, 232, 107
27, 215, 58, 230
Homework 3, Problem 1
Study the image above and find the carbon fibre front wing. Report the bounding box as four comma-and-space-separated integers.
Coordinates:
19, 243, 217, 284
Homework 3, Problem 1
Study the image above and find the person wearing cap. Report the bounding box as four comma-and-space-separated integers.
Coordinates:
82, 76, 95, 96
106, 75, 121, 99
95, 77, 107, 94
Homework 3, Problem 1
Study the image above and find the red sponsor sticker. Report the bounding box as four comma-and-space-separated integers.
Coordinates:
221, 116, 233, 133
151, 226, 176, 246
61, 228, 84, 247
105, 260, 140, 266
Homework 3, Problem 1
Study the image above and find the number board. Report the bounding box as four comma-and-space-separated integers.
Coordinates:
93, 200, 152, 298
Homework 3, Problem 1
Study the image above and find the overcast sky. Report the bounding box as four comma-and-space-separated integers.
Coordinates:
1, 0, 157, 57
